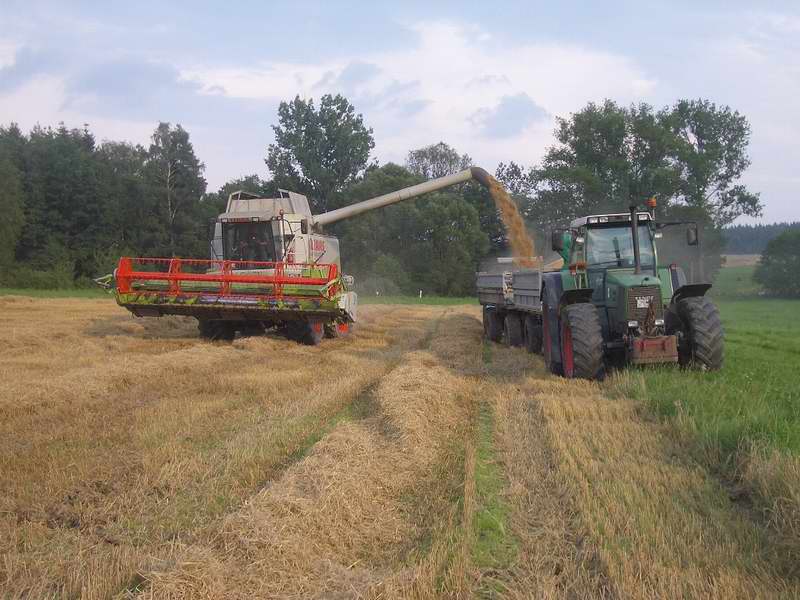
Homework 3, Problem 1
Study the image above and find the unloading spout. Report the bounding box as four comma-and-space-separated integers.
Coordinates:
311, 167, 494, 228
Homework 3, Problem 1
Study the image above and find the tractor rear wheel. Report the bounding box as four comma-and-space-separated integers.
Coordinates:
675, 297, 724, 370
197, 319, 236, 342
559, 303, 604, 380
504, 313, 524, 347
483, 307, 503, 342
524, 315, 542, 354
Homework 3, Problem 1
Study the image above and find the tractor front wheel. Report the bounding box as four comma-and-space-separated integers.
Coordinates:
559, 303, 604, 380
674, 297, 724, 370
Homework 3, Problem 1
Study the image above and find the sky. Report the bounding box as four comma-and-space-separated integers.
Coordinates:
0, 1, 798, 223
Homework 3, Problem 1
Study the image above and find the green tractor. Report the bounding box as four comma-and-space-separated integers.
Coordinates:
539, 204, 723, 378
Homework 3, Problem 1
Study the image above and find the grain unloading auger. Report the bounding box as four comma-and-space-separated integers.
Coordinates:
111, 167, 493, 343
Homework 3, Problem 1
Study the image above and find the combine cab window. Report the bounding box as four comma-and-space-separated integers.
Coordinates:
586, 225, 654, 269
222, 222, 278, 262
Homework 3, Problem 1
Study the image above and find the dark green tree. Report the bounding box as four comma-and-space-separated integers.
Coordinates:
145, 123, 207, 256
0, 152, 25, 268
754, 230, 800, 297
665, 99, 761, 226
266, 94, 375, 213
332, 164, 487, 296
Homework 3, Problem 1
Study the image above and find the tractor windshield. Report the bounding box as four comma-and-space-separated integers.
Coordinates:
222, 222, 279, 262
585, 225, 654, 269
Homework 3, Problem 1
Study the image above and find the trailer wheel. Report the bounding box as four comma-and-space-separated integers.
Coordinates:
559, 304, 604, 380
674, 297, 724, 370
197, 319, 236, 342
483, 307, 503, 343
524, 315, 542, 354
504, 313, 524, 347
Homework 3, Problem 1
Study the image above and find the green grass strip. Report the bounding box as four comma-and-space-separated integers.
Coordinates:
472, 401, 518, 573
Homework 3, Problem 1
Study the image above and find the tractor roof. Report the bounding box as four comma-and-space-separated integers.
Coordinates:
570, 212, 651, 229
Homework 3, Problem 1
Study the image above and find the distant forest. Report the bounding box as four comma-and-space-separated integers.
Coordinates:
724, 222, 800, 254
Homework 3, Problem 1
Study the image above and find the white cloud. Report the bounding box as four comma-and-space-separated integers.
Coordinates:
181, 20, 658, 174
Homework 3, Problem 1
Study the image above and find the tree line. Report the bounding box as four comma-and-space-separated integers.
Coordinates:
724, 222, 800, 254
0, 93, 777, 294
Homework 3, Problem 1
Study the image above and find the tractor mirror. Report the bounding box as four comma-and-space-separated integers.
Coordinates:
301, 219, 309, 234
551, 230, 565, 252
686, 225, 699, 246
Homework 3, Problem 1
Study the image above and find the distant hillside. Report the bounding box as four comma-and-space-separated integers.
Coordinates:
724, 222, 800, 254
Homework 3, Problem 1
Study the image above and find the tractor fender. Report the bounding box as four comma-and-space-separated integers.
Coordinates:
671, 283, 712, 304
541, 273, 563, 370
558, 288, 594, 312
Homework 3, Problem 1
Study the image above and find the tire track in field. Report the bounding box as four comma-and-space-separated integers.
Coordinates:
132, 309, 478, 599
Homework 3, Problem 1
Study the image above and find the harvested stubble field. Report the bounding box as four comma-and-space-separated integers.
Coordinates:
1, 295, 798, 598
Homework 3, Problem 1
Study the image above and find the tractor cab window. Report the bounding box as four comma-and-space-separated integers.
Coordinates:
222, 222, 278, 262
585, 225, 654, 269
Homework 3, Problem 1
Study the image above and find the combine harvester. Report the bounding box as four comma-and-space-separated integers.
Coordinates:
111, 168, 494, 344
477, 202, 724, 379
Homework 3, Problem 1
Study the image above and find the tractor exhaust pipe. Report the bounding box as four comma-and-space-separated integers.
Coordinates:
312, 167, 493, 228
630, 205, 641, 274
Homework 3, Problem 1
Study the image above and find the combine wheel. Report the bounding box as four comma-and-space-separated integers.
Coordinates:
482, 307, 503, 343
325, 322, 351, 339
288, 319, 326, 345
559, 304, 604, 380
197, 319, 236, 342
524, 314, 542, 354
504, 313, 524, 347
674, 297, 724, 370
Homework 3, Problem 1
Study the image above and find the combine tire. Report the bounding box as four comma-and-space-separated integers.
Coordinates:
288, 319, 325, 345
325, 322, 351, 339
198, 320, 236, 342
675, 297, 724, 370
524, 315, 542, 354
483, 307, 503, 342
559, 303, 604, 380
504, 313, 524, 347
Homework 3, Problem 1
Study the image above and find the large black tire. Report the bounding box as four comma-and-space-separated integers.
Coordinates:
504, 313, 524, 347
483, 307, 503, 343
197, 319, 236, 341
675, 296, 724, 370
559, 303, 604, 380
324, 321, 352, 339
288, 319, 325, 346
524, 314, 542, 354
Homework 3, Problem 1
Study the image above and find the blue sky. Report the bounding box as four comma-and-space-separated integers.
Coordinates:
1, 1, 798, 222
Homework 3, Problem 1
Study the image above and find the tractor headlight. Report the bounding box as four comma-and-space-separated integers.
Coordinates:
628, 320, 639, 328
655, 318, 665, 326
